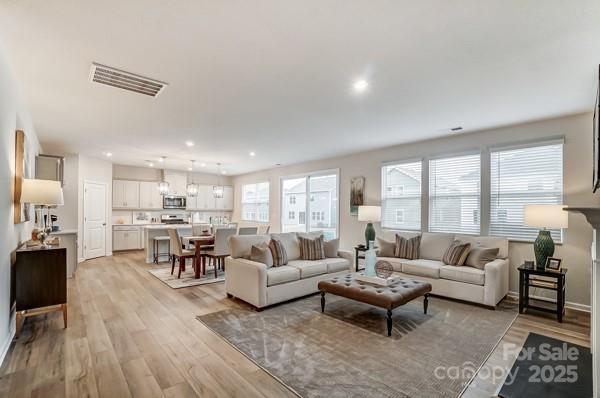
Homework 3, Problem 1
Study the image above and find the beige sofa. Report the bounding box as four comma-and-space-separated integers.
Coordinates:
377, 231, 509, 308
225, 233, 353, 309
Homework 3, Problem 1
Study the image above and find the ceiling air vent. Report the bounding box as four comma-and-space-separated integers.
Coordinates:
89, 63, 167, 97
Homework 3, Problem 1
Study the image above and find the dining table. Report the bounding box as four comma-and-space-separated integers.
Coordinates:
189, 236, 215, 279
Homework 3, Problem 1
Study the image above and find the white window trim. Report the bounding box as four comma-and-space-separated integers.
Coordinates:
241, 181, 270, 223
280, 168, 340, 237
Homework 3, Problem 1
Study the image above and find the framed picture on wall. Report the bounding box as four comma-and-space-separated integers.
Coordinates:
14, 130, 33, 224
350, 176, 365, 216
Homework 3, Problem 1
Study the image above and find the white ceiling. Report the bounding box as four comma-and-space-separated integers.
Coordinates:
1, 1, 599, 175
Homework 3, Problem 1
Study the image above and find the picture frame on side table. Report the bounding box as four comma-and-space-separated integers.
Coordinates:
545, 257, 562, 272
350, 176, 365, 216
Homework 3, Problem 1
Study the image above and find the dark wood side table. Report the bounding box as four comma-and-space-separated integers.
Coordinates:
518, 264, 566, 322
15, 243, 67, 337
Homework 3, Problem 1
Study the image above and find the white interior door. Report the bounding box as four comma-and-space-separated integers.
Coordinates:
84, 181, 107, 259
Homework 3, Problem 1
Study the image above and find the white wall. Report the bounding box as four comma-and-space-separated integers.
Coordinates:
233, 112, 597, 308
0, 43, 40, 362
78, 155, 113, 259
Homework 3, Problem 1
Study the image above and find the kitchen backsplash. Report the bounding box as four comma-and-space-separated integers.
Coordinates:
112, 210, 232, 225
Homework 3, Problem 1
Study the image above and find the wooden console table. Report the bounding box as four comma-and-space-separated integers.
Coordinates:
15, 243, 67, 337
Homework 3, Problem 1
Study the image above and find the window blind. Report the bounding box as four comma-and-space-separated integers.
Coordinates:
241, 182, 269, 222
429, 153, 481, 234
381, 160, 422, 230
490, 142, 563, 241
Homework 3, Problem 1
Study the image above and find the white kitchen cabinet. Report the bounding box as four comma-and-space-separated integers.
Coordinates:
186, 194, 197, 210
113, 226, 141, 251
199, 185, 214, 209
215, 186, 234, 210
164, 171, 187, 196
139, 181, 162, 209
113, 180, 140, 208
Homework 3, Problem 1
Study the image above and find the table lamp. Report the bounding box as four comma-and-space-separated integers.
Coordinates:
20, 179, 64, 246
524, 204, 568, 268
358, 205, 381, 247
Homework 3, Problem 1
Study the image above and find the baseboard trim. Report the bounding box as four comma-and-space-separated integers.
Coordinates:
507, 290, 590, 313
0, 309, 16, 368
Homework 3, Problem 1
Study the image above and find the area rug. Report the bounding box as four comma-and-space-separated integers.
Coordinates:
499, 333, 592, 398
197, 295, 518, 398
148, 265, 224, 289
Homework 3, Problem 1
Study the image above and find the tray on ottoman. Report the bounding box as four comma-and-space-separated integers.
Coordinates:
318, 273, 432, 336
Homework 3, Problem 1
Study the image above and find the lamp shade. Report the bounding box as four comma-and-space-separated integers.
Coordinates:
20, 179, 64, 206
358, 205, 381, 222
524, 204, 568, 229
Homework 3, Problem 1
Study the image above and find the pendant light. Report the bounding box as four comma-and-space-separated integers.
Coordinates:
186, 160, 199, 197
213, 163, 224, 198
158, 157, 170, 195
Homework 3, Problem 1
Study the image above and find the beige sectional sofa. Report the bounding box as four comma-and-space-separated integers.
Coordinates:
225, 233, 353, 309
377, 231, 509, 307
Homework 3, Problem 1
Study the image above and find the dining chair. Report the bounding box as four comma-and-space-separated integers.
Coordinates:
238, 227, 258, 235
202, 227, 237, 278
168, 228, 195, 278
257, 225, 270, 235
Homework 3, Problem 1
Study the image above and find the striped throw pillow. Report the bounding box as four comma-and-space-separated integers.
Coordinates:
442, 240, 472, 266
298, 236, 326, 261
394, 234, 421, 259
269, 239, 288, 266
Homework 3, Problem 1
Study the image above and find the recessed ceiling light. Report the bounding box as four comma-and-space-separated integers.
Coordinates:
221, 170, 227, 175
148, 162, 154, 167
185, 140, 194, 147
105, 152, 112, 157
158, 156, 165, 162
188, 167, 193, 171
249, 151, 256, 157
353, 79, 369, 93
200, 163, 206, 167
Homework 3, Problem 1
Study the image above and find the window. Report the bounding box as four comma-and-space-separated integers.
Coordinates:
395, 209, 405, 223
381, 160, 422, 230
429, 153, 481, 234
490, 142, 563, 241
288, 211, 296, 220
241, 182, 269, 222
281, 170, 338, 239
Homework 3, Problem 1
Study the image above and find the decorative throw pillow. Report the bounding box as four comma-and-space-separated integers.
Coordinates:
250, 243, 273, 268
465, 247, 499, 270
269, 239, 288, 266
298, 236, 326, 261
442, 240, 472, 266
323, 238, 339, 258
394, 234, 421, 260
376, 237, 396, 257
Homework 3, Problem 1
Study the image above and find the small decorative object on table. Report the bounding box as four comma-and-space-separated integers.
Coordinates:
545, 257, 562, 272
524, 204, 568, 268
355, 272, 402, 286
375, 260, 394, 278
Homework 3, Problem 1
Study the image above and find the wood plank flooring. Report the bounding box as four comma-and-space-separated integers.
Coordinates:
0, 252, 590, 397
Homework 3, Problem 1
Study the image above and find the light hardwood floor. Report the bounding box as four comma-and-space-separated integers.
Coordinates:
0, 252, 590, 397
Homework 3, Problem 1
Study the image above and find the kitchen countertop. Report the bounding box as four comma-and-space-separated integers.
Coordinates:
50, 229, 78, 235
144, 224, 193, 230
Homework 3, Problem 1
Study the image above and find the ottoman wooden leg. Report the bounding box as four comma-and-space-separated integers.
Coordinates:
387, 309, 393, 336
424, 293, 429, 314
320, 292, 325, 313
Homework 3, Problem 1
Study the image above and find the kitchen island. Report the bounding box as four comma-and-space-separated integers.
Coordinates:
144, 224, 192, 263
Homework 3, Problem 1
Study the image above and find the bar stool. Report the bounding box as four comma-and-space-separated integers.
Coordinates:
153, 236, 171, 264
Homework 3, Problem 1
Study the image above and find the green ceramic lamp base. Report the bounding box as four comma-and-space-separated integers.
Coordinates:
534, 229, 555, 268
365, 222, 376, 247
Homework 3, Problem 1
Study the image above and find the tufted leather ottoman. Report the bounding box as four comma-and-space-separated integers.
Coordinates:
318, 273, 432, 336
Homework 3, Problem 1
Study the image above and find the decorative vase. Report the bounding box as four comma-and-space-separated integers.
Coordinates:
365, 241, 376, 277
364, 222, 376, 247
534, 229, 554, 268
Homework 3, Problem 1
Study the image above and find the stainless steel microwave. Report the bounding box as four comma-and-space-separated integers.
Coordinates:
163, 195, 186, 209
